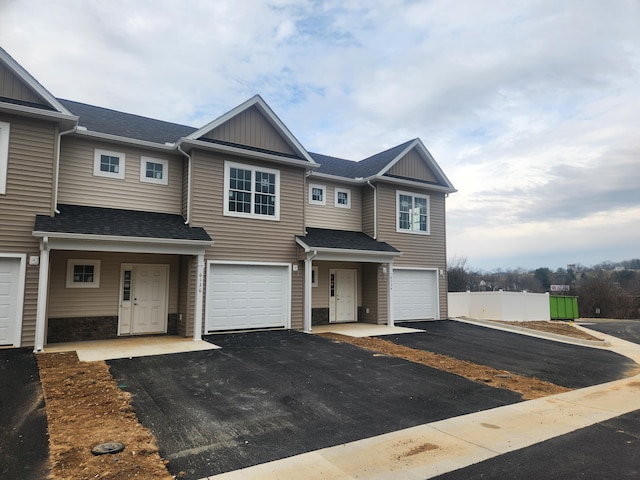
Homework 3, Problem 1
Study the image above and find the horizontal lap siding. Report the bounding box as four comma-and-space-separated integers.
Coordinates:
377, 183, 447, 319
362, 186, 375, 238
47, 251, 181, 318
0, 114, 57, 346
58, 138, 183, 214
305, 181, 362, 231
311, 262, 362, 309
191, 150, 305, 329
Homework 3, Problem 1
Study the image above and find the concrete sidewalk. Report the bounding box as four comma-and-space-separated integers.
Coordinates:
204, 325, 640, 480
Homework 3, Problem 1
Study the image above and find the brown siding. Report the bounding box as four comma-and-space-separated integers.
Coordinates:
305, 181, 362, 231
0, 114, 57, 346
310, 261, 362, 309
58, 137, 183, 214
376, 182, 448, 319
190, 149, 306, 329
47, 251, 181, 318
0, 63, 45, 104
386, 149, 439, 182
202, 106, 296, 156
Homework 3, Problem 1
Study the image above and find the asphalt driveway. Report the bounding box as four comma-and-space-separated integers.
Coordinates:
0, 349, 48, 480
108, 330, 521, 479
392, 321, 636, 388
580, 319, 640, 344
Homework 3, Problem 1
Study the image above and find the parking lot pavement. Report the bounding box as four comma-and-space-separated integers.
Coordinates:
108, 330, 521, 480
580, 319, 640, 345
0, 349, 49, 480
433, 409, 640, 480
390, 321, 636, 388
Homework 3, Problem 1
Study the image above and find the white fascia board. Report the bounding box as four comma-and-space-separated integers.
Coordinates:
0, 102, 78, 128
364, 174, 457, 194
181, 138, 318, 169
305, 171, 363, 184
296, 238, 401, 262
185, 95, 316, 164
0, 48, 73, 115
72, 129, 178, 152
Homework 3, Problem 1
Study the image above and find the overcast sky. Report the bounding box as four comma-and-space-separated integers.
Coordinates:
1, 0, 639, 271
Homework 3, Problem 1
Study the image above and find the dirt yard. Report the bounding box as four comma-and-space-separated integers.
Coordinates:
36, 320, 603, 479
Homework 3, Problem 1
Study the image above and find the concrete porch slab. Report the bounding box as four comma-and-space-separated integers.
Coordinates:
42, 336, 219, 362
311, 323, 423, 337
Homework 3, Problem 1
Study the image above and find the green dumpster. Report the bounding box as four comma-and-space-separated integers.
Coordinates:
550, 295, 579, 320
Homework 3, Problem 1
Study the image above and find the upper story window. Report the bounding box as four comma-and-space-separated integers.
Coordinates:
66, 259, 101, 288
0, 121, 9, 195
94, 148, 125, 179
308, 183, 326, 205
224, 161, 280, 220
397, 190, 430, 234
140, 156, 168, 185
335, 188, 351, 209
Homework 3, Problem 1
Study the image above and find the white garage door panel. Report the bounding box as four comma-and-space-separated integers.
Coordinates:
0, 258, 22, 346
207, 264, 289, 331
393, 269, 437, 321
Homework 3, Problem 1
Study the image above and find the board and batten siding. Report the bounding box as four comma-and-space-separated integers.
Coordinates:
201, 106, 296, 156
376, 182, 448, 319
190, 149, 306, 328
305, 181, 363, 231
386, 150, 439, 183
0, 62, 44, 105
47, 251, 181, 318
0, 114, 57, 346
57, 137, 184, 214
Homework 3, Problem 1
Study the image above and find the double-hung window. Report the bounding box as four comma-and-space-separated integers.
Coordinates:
308, 183, 326, 205
224, 161, 280, 220
335, 188, 351, 208
396, 190, 430, 234
94, 149, 125, 179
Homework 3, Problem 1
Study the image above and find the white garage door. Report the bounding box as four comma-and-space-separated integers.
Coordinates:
206, 263, 290, 332
392, 269, 438, 322
0, 257, 23, 346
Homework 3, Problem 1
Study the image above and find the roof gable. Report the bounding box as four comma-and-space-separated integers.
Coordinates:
0, 47, 72, 115
186, 95, 315, 163
384, 146, 439, 183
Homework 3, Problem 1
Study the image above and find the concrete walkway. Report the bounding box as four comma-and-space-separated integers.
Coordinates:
204, 324, 640, 480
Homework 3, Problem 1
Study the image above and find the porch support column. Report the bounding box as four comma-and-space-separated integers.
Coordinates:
387, 261, 394, 327
34, 239, 50, 352
303, 252, 316, 333
193, 254, 205, 341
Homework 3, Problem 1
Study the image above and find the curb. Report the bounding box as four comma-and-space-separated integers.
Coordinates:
451, 318, 610, 347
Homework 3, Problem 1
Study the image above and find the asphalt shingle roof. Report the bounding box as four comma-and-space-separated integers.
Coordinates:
297, 227, 399, 253
34, 204, 211, 242
58, 99, 197, 144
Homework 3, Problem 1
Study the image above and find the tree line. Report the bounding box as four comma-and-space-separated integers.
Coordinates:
447, 256, 640, 319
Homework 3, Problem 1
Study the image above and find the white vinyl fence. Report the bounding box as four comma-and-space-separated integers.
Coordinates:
448, 291, 550, 321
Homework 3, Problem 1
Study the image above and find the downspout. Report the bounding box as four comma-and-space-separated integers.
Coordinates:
54, 125, 77, 214
367, 181, 377, 239
177, 142, 192, 224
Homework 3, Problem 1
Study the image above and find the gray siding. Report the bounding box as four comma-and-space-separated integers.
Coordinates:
58, 137, 183, 214
305, 181, 362, 231
386, 149, 439, 183
0, 62, 44, 105
47, 251, 181, 318
202, 106, 296, 156
0, 114, 57, 346
376, 182, 448, 319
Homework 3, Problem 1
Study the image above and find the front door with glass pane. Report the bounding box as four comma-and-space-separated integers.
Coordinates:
119, 264, 169, 335
329, 269, 357, 323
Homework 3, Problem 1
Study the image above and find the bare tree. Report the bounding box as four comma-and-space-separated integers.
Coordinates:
447, 255, 469, 292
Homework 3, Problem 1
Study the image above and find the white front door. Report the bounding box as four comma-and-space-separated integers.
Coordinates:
0, 257, 24, 346
119, 264, 169, 335
330, 269, 357, 323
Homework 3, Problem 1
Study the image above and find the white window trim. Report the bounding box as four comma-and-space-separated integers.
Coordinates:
0, 121, 10, 195
308, 183, 326, 206
223, 161, 280, 221
66, 259, 101, 288
312, 266, 319, 287
396, 190, 430, 235
94, 148, 125, 179
139, 156, 169, 185
335, 187, 351, 209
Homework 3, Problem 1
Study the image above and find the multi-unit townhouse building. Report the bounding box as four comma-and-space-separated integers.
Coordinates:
0, 47, 456, 351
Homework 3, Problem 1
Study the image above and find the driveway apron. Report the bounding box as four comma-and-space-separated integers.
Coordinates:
0, 349, 49, 480
108, 330, 521, 479
390, 321, 636, 388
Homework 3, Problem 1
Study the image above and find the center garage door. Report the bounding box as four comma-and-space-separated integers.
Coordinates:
205, 263, 290, 332
392, 269, 438, 322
